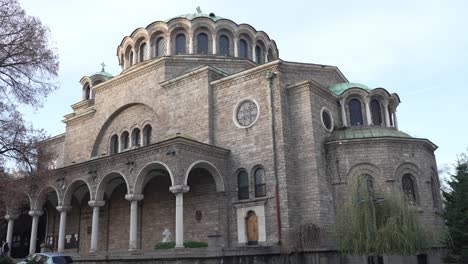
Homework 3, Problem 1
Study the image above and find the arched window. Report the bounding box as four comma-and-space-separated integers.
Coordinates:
255, 45, 262, 64
84, 85, 90, 100
238, 171, 249, 200
254, 168, 266, 197
358, 174, 375, 199
267, 49, 274, 62
121, 131, 129, 150
402, 174, 416, 204
349, 99, 363, 126
139, 42, 147, 62
197, 33, 209, 54
370, 99, 383, 125
110, 134, 119, 154
175, 34, 186, 54
155, 37, 165, 57
239, 39, 248, 58
129, 51, 134, 66
430, 178, 438, 207
131, 128, 141, 147
143, 125, 152, 146
219, 35, 230, 56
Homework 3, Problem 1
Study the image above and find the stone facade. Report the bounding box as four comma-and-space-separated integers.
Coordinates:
4, 11, 444, 264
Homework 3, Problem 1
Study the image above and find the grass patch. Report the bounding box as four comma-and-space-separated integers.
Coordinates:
0, 257, 14, 264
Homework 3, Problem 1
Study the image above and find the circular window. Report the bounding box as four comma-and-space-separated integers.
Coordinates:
235, 99, 259, 128
321, 108, 333, 131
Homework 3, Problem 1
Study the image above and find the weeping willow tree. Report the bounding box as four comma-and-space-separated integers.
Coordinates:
336, 175, 431, 255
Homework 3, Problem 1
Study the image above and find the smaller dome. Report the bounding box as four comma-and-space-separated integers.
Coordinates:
330, 126, 411, 141
91, 70, 113, 79
166, 12, 225, 22
329, 82, 370, 96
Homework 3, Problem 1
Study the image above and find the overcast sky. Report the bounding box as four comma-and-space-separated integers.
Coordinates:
18, 0, 468, 176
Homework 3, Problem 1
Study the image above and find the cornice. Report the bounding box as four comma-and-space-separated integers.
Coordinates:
326, 136, 438, 151
49, 136, 230, 176
62, 108, 96, 125
279, 61, 349, 83
93, 58, 165, 94
210, 60, 281, 89
71, 99, 94, 111
39, 133, 66, 145
160, 65, 228, 90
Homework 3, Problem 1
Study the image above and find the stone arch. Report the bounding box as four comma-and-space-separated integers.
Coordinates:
170, 26, 190, 55
33, 185, 60, 211
91, 103, 155, 157
62, 179, 93, 206
346, 163, 382, 184
133, 162, 174, 194
394, 162, 421, 181
184, 160, 224, 192
192, 25, 213, 55
95, 171, 130, 201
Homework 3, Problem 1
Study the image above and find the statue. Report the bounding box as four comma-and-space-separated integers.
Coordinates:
162, 228, 172, 242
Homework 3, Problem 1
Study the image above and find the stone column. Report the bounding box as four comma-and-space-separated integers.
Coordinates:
212, 34, 217, 55
252, 45, 257, 63
340, 99, 348, 127
56, 206, 71, 253
365, 98, 373, 125
29, 210, 44, 255
233, 38, 239, 57
125, 194, 143, 251
88, 200, 105, 253
189, 35, 193, 54
383, 101, 390, 127
166, 36, 171, 56
169, 185, 189, 248
4, 214, 17, 256
393, 110, 398, 129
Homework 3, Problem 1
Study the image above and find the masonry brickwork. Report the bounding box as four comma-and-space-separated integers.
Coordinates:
4, 12, 444, 264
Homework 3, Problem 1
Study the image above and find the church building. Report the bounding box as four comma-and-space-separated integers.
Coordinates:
3, 10, 444, 264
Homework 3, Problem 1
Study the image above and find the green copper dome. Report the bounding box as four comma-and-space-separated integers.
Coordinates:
329, 82, 370, 96
166, 12, 225, 22
330, 127, 411, 141
91, 70, 113, 78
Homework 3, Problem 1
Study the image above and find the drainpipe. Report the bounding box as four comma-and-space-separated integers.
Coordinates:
266, 71, 281, 243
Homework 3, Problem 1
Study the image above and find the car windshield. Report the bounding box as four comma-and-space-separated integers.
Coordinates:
52, 256, 73, 264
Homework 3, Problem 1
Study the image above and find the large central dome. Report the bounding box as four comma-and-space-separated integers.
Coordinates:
166, 12, 225, 22
117, 11, 278, 71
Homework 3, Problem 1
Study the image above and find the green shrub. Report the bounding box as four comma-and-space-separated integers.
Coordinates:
154, 242, 175, 249
183, 241, 208, 248
0, 256, 14, 264
154, 241, 208, 249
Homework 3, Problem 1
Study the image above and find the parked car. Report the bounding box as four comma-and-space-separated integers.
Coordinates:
18, 253, 73, 264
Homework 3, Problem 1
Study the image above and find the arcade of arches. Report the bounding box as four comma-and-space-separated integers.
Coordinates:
3, 163, 228, 257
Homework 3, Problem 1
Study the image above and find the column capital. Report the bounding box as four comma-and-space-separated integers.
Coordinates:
4, 214, 18, 221
28, 210, 44, 217
125, 194, 144, 202
56, 206, 72, 212
88, 200, 106, 207
169, 185, 190, 194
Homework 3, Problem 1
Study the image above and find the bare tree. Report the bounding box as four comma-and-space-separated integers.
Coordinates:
0, 0, 59, 108
0, 0, 59, 224
0, 0, 58, 172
